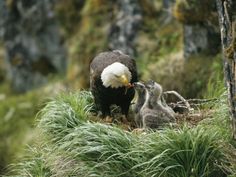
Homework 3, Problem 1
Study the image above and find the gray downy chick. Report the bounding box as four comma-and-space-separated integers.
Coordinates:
141, 80, 175, 129
132, 82, 147, 128
146, 80, 175, 115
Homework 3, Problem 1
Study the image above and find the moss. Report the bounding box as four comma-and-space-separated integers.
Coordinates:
224, 24, 236, 60
135, 8, 222, 99
173, 0, 216, 24
5, 0, 14, 10
138, 0, 162, 17
55, 0, 110, 89
67, 0, 110, 89
136, 19, 182, 81
54, 0, 85, 36
0, 85, 44, 175
144, 53, 223, 99
0, 47, 5, 83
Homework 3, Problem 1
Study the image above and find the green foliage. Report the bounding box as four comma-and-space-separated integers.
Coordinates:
38, 91, 95, 142
143, 53, 225, 99
200, 93, 231, 139
54, 123, 139, 177
204, 58, 225, 99
0, 47, 5, 83
173, 0, 216, 24
9, 146, 52, 177
55, 0, 85, 36
179, 55, 223, 98
0, 86, 41, 174
137, 20, 182, 81
9, 91, 236, 177
67, 0, 109, 88
134, 126, 232, 177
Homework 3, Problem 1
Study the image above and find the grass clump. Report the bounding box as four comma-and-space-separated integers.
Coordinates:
38, 91, 94, 142
9, 91, 236, 177
37, 90, 139, 176
55, 123, 139, 177
135, 126, 233, 177
9, 145, 52, 177
0, 87, 42, 175
200, 93, 232, 140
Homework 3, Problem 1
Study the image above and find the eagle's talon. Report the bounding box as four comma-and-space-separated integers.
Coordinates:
132, 128, 145, 134
105, 116, 113, 123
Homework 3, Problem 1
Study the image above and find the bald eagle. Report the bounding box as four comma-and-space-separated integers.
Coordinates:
90, 50, 138, 118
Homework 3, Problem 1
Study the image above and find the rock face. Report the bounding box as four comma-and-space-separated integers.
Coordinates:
183, 24, 220, 58
174, 0, 220, 58
108, 0, 142, 56
163, 0, 175, 9
0, 0, 66, 93
0, 0, 4, 39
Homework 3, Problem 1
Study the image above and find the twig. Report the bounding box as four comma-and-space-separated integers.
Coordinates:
176, 98, 219, 104
164, 91, 193, 112
168, 103, 189, 110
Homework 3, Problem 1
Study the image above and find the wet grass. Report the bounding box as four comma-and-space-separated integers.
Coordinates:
9, 91, 236, 177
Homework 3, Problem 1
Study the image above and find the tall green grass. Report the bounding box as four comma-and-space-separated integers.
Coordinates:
56, 123, 139, 177
133, 126, 233, 177
204, 54, 224, 99
38, 91, 94, 143
8, 145, 52, 177
10, 91, 236, 177
0, 87, 41, 175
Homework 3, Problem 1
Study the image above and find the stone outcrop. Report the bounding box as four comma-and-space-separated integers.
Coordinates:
108, 0, 142, 56
0, 0, 66, 93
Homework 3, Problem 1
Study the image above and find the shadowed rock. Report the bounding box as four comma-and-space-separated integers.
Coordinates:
108, 0, 142, 56
0, 0, 66, 93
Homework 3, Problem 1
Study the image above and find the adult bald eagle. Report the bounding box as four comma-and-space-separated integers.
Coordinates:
90, 50, 138, 119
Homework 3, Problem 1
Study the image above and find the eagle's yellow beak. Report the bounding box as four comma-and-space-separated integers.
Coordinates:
119, 74, 130, 86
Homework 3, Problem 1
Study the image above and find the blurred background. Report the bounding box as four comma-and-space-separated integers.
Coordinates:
0, 0, 224, 175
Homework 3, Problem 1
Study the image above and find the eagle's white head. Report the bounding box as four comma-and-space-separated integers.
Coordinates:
101, 62, 132, 88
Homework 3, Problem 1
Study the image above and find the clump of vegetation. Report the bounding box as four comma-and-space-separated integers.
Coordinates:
0, 47, 5, 83
0, 85, 41, 174
38, 91, 95, 142
0, 80, 68, 175
173, 0, 216, 24
143, 53, 224, 98
10, 145, 52, 177
135, 126, 234, 177
67, 0, 110, 88
136, 19, 183, 85
55, 0, 85, 36
9, 91, 236, 176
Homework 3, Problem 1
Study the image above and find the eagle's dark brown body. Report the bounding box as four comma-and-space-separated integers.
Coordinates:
90, 50, 138, 117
